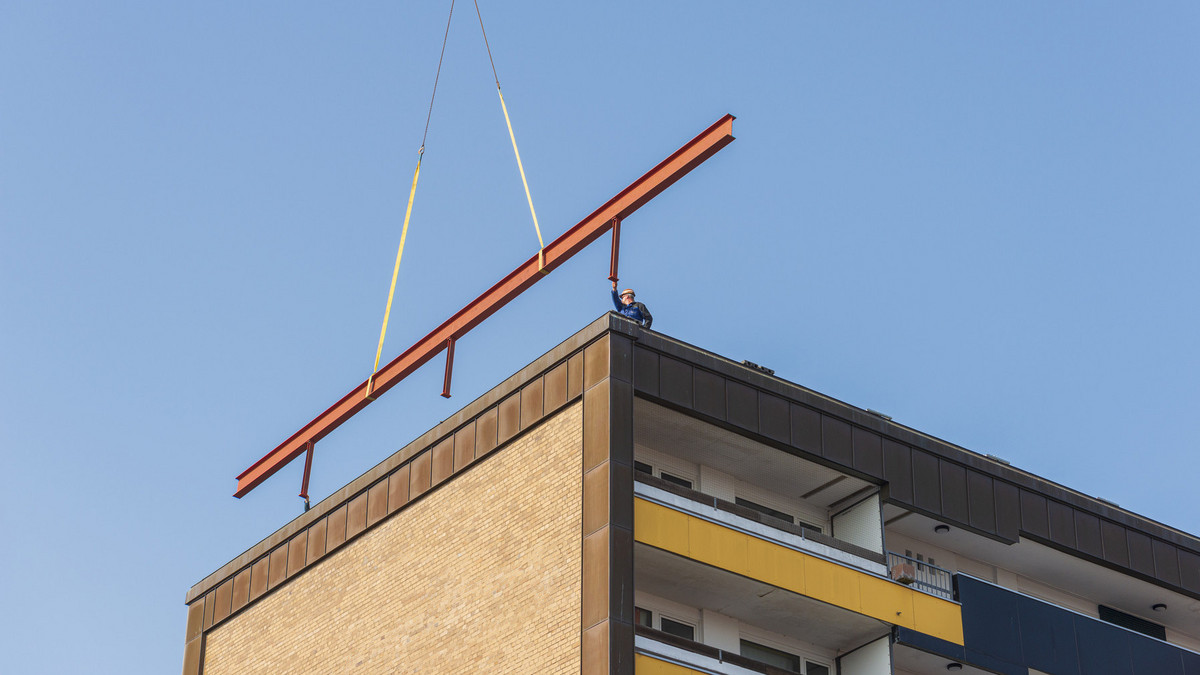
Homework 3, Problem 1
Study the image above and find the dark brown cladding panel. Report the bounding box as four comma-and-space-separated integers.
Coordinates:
1048, 499, 1076, 548
453, 422, 476, 472
520, 378, 544, 430
431, 438, 454, 487
822, 416, 853, 467
967, 470, 996, 534
211, 578, 233, 625
544, 363, 568, 414
497, 394, 520, 445
306, 516, 327, 564
346, 492, 368, 539
1101, 520, 1130, 567
1127, 530, 1156, 577
1154, 539, 1181, 586
912, 450, 941, 514
693, 368, 726, 421
633, 346, 659, 397
325, 504, 347, 551
367, 479, 389, 526
659, 356, 693, 408
1074, 511, 1103, 558
883, 439, 913, 503
230, 568, 250, 615
758, 393, 789, 444
1180, 551, 1200, 593
408, 452, 431, 500
286, 531, 308, 578
852, 427, 883, 478
568, 351, 585, 400
476, 407, 498, 456
940, 461, 969, 524
1021, 490, 1049, 538
994, 480, 1020, 541
610, 333, 633, 384
790, 404, 821, 455
727, 380, 758, 433
248, 557, 269, 601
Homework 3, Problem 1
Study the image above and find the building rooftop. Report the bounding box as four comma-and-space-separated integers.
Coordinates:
189, 312, 1200, 606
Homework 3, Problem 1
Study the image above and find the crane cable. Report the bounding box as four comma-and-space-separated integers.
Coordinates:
473, 0, 548, 273
368, 0, 456, 400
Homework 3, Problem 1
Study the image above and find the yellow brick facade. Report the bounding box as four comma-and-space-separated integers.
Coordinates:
203, 402, 583, 674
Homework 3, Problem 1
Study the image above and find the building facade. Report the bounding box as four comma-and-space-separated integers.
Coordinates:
183, 314, 1200, 674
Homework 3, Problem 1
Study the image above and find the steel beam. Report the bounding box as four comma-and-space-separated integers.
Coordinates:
235, 114, 735, 497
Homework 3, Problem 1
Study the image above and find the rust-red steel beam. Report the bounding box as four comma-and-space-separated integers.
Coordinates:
235, 114, 735, 497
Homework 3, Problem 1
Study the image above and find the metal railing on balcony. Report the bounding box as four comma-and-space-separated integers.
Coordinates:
886, 551, 954, 600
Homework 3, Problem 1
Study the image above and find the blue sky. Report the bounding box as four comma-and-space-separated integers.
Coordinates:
2, 3, 1198, 672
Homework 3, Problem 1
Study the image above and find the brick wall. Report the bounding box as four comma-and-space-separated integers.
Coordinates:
202, 402, 583, 674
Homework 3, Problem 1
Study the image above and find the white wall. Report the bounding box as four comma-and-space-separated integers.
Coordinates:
832, 493, 883, 554
837, 635, 890, 675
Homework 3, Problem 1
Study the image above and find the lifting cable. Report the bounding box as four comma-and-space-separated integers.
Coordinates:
368, 0, 457, 400
473, 0, 548, 272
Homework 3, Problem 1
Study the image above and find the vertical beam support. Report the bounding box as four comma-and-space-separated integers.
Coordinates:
441, 338, 456, 399
607, 218, 621, 283
581, 332, 636, 675
299, 440, 315, 511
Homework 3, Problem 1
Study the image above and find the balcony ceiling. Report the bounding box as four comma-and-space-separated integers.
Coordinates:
636, 543, 890, 652
885, 505, 1200, 645
636, 401, 874, 509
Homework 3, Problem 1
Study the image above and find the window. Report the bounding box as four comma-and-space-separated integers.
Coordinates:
740, 640, 829, 675
633, 461, 694, 490
660, 472, 693, 490
736, 497, 795, 524
1099, 605, 1166, 640
635, 605, 697, 642
741, 640, 799, 672
736, 497, 822, 533
660, 617, 696, 641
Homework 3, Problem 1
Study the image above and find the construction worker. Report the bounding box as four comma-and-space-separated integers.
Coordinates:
611, 281, 653, 328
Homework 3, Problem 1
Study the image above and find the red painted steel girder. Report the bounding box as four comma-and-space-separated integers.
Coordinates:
235, 114, 735, 497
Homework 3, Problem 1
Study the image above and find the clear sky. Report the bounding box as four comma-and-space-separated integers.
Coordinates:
2, 3, 1198, 672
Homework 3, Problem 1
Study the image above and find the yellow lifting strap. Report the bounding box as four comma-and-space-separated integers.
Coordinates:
474, 0, 547, 273
367, 156, 421, 400
497, 85, 547, 272
368, 0, 455, 399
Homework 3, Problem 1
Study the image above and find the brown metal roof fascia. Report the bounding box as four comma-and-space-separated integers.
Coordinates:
189, 314, 620, 603
616, 320, 1200, 554
235, 115, 736, 498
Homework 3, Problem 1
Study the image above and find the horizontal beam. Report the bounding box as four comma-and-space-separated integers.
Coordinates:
235, 114, 736, 497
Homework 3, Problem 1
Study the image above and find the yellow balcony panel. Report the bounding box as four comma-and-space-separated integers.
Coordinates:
912, 588, 964, 644
635, 654, 707, 675
745, 536, 805, 593
859, 574, 916, 631
635, 499, 690, 555
633, 497, 963, 646
803, 555, 862, 613
688, 515, 748, 573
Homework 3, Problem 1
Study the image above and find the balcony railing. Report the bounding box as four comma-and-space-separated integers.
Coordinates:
886, 551, 954, 600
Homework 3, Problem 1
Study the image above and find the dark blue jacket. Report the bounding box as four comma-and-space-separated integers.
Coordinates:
612, 290, 653, 328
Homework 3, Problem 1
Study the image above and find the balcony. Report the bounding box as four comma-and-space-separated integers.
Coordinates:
635, 625, 812, 675
636, 471, 887, 577
886, 551, 954, 600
